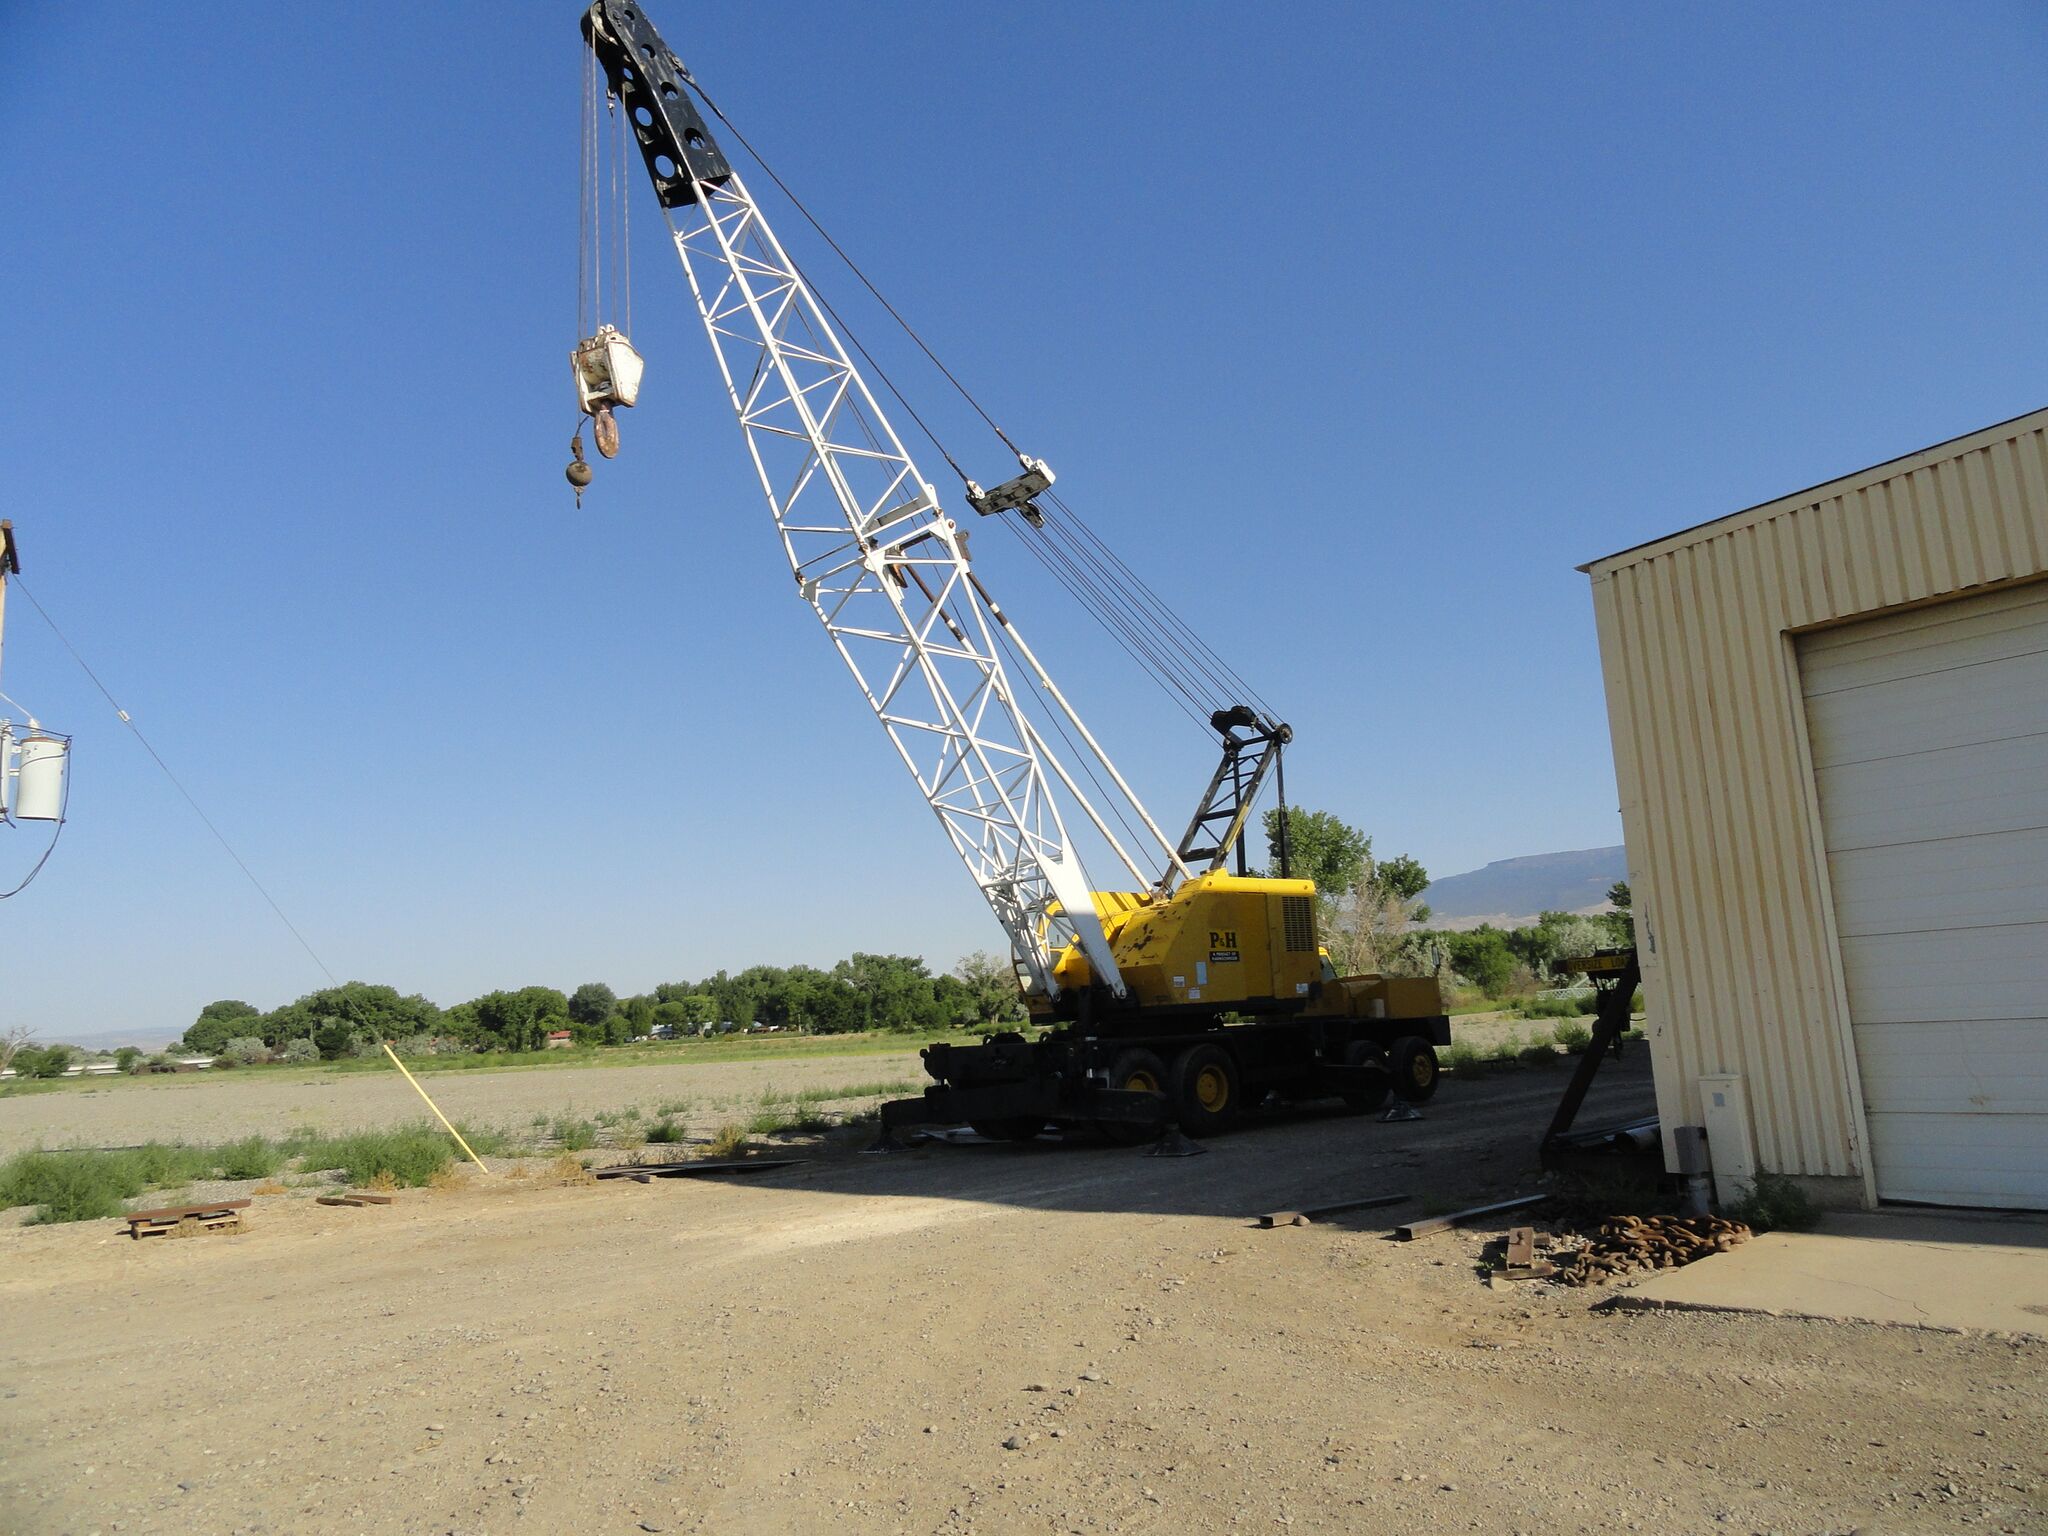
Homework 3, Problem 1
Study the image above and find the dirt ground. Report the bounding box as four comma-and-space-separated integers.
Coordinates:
2, 1054, 2043, 1536
0, 1051, 932, 1156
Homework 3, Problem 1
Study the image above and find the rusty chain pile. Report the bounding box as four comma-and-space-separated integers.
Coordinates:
1554, 1213, 1752, 1286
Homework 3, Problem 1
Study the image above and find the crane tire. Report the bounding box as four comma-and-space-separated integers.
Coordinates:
1171, 1043, 1242, 1137
1338, 1040, 1392, 1113
1390, 1035, 1441, 1103
1095, 1047, 1169, 1145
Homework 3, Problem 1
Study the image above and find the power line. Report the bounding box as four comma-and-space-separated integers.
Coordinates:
10, 576, 340, 987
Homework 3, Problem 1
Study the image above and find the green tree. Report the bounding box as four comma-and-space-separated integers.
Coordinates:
1604, 879, 1635, 946
466, 987, 571, 1052
1445, 927, 1516, 998
952, 951, 1024, 1028
262, 984, 442, 1056
568, 982, 618, 1028
114, 1046, 144, 1074
182, 999, 261, 1055
1262, 807, 1369, 895
834, 953, 944, 1033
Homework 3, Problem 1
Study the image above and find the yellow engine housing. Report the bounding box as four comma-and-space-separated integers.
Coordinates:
1041, 870, 1324, 1015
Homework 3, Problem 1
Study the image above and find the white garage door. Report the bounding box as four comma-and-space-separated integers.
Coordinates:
1800, 581, 2048, 1209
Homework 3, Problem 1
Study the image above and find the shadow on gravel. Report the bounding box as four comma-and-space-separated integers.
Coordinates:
675, 1051, 1660, 1229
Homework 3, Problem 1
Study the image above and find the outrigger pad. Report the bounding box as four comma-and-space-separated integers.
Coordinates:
1146, 1126, 1208, 1157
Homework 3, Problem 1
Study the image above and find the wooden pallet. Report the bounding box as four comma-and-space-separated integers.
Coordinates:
316, 1192, 396, 1207
124, 1200, 250, 1239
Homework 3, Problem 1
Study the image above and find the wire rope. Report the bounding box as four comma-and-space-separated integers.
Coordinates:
671, 84, 1275, 733
9, 576, 341, 987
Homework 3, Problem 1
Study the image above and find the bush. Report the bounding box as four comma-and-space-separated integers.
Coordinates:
280, 1038, 318, 1064
14, 1045, 73, 1079
125, 1142, 216, 1187
645, 1117, 684, 1144
221, 1037, 270, 1066
1440, 1041, 1483, 1074
293, 1126, 455, 1187
214, 1135, 284, 1180
1518, 996, 1583, 1021
705, 1123, 749, 1159
1725, 1170, 1821, 1234
0, 1152, 134, 1223
1552, 1021, 1593, 1052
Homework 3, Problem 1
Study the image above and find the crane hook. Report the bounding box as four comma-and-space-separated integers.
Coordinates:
566, 431, 593, 506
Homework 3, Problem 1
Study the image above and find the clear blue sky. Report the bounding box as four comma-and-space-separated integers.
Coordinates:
2, 2, 2043, 1043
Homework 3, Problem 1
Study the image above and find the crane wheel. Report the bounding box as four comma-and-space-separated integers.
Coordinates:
1096, 1047, 1169, 1145
1389, 1035, 1441, 1103
1171, 1043, 1242, 1137
1338, 1041, 1392, 1113
969, 1117, 1046, 1143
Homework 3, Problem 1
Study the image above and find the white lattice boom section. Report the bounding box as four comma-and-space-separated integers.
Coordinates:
663, 173, 1130, 999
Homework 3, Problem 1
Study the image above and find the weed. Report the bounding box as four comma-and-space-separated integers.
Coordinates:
215, 1135, 285, 1181
294, 1126, 456, 1187
551, 1116, 598, 1152
1440, 1041, 1484, 1074
0, 1150, 138, 1223
452, 1122, 519, 1157
705, 1123, 749, 1159
1552, 1021, 1594, 1053
250, 1179, 288, 1196
426, 1165, 468, 1192
549, 1153, 595, 1186
655, 1099, 690, 1116
744, 1108, 829, 1138
645, 1117, 684, 1145
613, 1125, 647, 1151
1725, 1170, 1821, 1233
1518, 996, 1584, 1021
1517, 1042, 1562, 1068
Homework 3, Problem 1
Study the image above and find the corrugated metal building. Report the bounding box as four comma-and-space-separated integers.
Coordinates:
1582, 408, 2048, 1210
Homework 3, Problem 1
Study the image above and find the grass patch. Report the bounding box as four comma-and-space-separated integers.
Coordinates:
645, 1117, 685, 1144
1552, 1020, 1594, 1053
550, 1116, 598, 1151
704, 1123, 749, 1159
744, 1108, 830, 1138
292, 1126, 456, 1188
214, 1135, 285, 1180
0, 1150, 139, 1223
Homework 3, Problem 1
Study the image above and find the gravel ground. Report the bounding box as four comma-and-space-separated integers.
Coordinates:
3, 1053, 2041, 1535
0, 1050, 931, 1155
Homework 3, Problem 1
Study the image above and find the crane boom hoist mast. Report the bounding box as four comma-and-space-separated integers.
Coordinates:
581, 0, 1187, 1005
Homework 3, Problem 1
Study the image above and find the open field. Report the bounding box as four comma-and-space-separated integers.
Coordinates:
0, 1044, 938, 1158
2, 1052, 2042, 1535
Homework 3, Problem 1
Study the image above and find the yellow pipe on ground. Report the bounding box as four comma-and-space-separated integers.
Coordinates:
379, 1041, 491, 1175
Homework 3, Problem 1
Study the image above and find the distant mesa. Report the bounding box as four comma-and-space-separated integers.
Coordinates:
1419, 845, 1626, 931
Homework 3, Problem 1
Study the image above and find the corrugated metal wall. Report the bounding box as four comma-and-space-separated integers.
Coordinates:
1585, 409, 2048, 1198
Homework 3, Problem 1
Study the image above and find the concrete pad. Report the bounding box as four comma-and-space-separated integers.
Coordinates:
1609, 1208, 2048, 1337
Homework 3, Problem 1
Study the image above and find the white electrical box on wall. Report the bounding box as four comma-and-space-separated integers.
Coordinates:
1699, 1073, 1758, 1208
